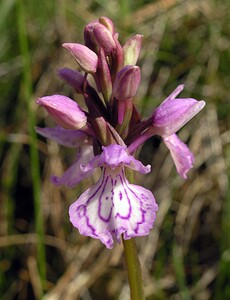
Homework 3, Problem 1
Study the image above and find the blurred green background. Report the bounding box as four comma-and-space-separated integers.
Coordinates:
1, 0, 230, 299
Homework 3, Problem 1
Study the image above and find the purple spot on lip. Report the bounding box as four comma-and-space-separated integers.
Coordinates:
77, 205, 85, 218
119, 191, 122, 200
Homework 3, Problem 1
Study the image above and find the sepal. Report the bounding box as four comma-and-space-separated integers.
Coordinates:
51, 145, 94, 187
163, 134, 194, 179
151, 85, 205, 137
35, 126, 87, 148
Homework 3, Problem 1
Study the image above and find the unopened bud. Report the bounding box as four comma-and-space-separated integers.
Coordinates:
37, 95, 87, 130
62, 43, 98, 73
123, 34, 143, 65
99, 16, 115, 35
93, 23, 116, 54
84, 20, 98, 51
96, 48, 112, 101
113, 65, 141, 100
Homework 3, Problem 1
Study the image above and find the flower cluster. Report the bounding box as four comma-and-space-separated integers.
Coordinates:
36, 17, 205, 249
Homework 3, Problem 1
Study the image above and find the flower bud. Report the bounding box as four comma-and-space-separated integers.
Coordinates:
37, 95, 87, 130
99, 16, 115, 35
84, 20, 98, 51
58, 68, 85, 93
62, 43, 98, 73
123, 34, 143, 66
111, 37, 124, 75
113, 65, 141, 100
93, 23, 116, 54
96, 48, 112, 101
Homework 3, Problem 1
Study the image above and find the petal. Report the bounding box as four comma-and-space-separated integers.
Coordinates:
69, 167, 158, 249
81, 144, 151, 174
37, 95, 87, 130
162, 84, 184, 104
152, 97, 205, 137
35, 126, 88, 148
163, 134, 194, 179
51, 145, 94, 187
128, 155, 151, 174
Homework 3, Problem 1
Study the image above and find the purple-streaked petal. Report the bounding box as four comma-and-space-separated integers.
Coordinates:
35, 126, 88, 148
51, 145, 94, 187
62, 43, 98, 73
69, 167, 158, 249
37, 94, 87, 130
152, 97, 205, 137
163, 134, 194, 179
81, 144, 151, 174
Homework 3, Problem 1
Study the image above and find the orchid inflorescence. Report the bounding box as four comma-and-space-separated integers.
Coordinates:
36, 17, 205, 249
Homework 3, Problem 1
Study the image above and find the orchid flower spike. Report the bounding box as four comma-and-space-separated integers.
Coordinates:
36, 16, 205, 249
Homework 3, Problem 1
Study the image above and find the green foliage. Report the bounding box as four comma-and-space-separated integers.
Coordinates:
0, 0, 229, 299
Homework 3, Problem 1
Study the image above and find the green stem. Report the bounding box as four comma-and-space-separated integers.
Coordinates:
16, 0, 46, 293
122, 237, 145, 300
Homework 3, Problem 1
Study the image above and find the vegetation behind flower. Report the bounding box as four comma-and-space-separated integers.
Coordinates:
0, 1, 229, 299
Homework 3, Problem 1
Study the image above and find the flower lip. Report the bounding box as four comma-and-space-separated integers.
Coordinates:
69, 165, 158, 248
69, 144, 158, 249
